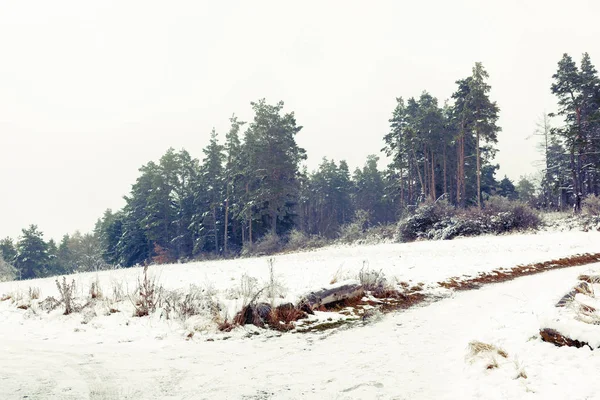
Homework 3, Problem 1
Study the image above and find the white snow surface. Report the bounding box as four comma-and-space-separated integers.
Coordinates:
1, 230, 600, 399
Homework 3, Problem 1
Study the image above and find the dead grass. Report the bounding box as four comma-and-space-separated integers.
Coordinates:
468, 340, 509, 359
1, 294, 11, 301
131, 265, 160, 317
218, 320, 235, 332
266, 304, 307, 332
28, 287, 40, 300
90, 277, 102, 299
540, 328, 593, 350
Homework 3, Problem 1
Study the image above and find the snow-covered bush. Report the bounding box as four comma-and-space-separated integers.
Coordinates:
0, 255, 17, 282
162, 284, 221, 322
397, 197, 540, 242
484, 196, 541, 232
55, 276, 77, 315
338, 210, 371, 244
264, 259, 286, 307
284, 230, 326, 251
583, 194, 600, 216
242, 233, 282, 256
396, 200, 453, 242
358, 265, 387, 292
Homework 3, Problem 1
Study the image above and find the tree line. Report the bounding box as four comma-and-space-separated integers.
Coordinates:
2, 55, 599, 279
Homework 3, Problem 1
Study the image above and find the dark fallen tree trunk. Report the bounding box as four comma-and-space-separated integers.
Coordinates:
540, 328, 593, 350
299, 281, 363, 310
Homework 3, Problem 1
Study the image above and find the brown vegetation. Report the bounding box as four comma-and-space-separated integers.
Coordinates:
540, 328, 593, 350
439, 253, 600, 290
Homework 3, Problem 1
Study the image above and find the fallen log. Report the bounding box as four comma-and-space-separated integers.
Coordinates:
299, 280, 363, 310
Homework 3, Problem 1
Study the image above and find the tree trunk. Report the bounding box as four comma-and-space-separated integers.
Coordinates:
271, 208, 277, 235
224, 194, 229, 253
476, 129, 481, 209
246, 182, 253, 244
443, 144, 447, 197
399, 165, 404, 210
431, 149, 436, 201
300, 281, 363, 310
213, 206, 219, 253
412, 147, 425, 201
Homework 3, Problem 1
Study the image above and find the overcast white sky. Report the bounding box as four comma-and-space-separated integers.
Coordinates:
1, 0, 599, 241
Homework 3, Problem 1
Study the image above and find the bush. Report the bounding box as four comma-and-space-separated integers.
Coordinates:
396, 197, 541, 242
0, 255, 17, 282
583, 195, 600, 216
484, 196, 541, 232
396, 200, 453, 242
132, 265, 160, 317
56, 277, 77, 315
338, 210, 371, 244
284, 230, 327, 252
242, 233, 282, 256
162, 284, 220, 321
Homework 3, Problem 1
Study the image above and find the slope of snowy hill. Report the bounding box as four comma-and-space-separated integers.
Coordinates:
1, 230, 600, 399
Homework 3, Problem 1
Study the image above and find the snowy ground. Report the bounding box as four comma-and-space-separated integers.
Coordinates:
1, 231, 600, 399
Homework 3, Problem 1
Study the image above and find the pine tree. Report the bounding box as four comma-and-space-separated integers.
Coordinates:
15, 225, 49, 279
353, 155, 386, 225
551, 53, 584, 210
242, 99, 306, 236
0, 237, 17, 264
468, 63, 501, 208
223, 115, 246, 253
195, 129, 225, 253
497, 176, 517, 199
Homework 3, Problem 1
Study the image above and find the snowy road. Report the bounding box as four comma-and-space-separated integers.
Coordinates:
3, 264, 600, 400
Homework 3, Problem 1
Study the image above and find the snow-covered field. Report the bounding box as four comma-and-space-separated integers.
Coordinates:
1, 231, 600, 399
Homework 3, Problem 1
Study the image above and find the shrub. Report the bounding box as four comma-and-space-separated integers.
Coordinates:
89, 277, 103, 299
0, 255, 17, 282
56, 277, 77, 315
162, 284, 220, 321
242, 233, 282, 256
264, 259, 286, 307
396, 200, 453, 242
338, 210, 371, 244
583, 194, 600, 216
284, 230, 326, 252
358, 264, 386, 292
397, 197, 541, 242
131, 265, 160, 317
484, 196, 541, 232
284, 230, 310, 251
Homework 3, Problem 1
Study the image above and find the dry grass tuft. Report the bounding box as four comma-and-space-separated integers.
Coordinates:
266, 304, 307, 332
90, 277, 103, 299
330, 266, 344, 285
1, 294, 11, 301
28, 287, 40, 300
468, 340, 508, 359
218, 320, 235, 332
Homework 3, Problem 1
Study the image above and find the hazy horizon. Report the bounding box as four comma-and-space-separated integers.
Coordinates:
2, 0, 599, 241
